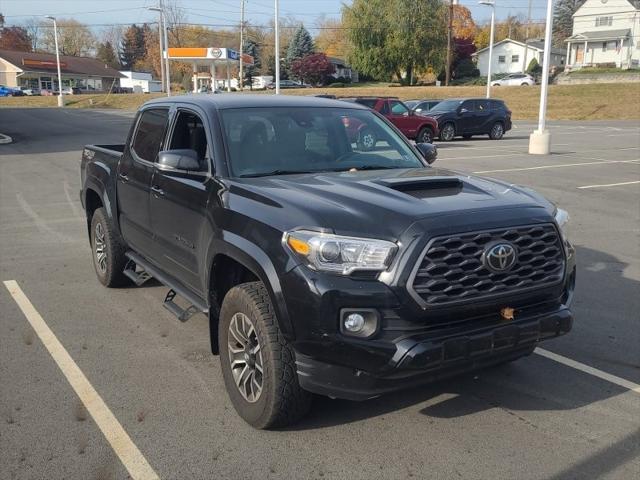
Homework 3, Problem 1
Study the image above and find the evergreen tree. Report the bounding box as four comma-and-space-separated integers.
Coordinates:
285, 25, 314, 75
96, 41, 120, 69
120, 24, 145, 69
553, 0, 585, 46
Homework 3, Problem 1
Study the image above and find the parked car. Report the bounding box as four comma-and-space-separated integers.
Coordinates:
405, 99, 442, 115
80, 94, 574, 428
266, 79, 309, 90
427, 98, 512, 141
18, 86, 41, 96
40, 89, 55, 96
341, 97, 440, 145
0, 85, 23, 97
491, 73, 535, 86
53, 86, 74, 95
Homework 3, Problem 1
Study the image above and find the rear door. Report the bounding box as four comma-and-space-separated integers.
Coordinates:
149, 106, 214, 294
456, 100, 476, 134
117, 107, 170, 256
473, 99, 492, 133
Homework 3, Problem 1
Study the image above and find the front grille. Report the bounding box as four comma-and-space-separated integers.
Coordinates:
409, 224, 565, 307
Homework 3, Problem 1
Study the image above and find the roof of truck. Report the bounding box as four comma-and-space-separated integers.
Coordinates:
142, 93, 369, 110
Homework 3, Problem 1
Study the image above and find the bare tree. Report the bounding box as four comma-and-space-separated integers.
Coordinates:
23, 17, 42, 51
40, 18, 95, 56
164, 0, 186, 47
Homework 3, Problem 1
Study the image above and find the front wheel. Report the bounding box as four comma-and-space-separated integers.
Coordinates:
489, 122, 505, 140
416, 127, 434, 144
219, 282, 312, 429
439, 123, 456, 142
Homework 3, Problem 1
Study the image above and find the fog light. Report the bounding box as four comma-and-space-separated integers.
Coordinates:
344, 313, 365, 332
340, 309, 380, 338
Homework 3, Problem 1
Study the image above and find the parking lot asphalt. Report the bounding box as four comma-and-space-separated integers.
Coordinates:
1, 108, 639, 480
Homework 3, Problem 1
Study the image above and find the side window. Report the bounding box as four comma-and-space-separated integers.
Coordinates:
460, 100, 474, 112
132, 108, 169, 162
475, 100, 490, 111
390, 101, 409, 115
379, 101, 390, 115
168, 110, 209, 170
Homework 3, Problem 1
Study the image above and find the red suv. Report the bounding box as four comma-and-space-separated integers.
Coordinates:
341, 97, 439, 147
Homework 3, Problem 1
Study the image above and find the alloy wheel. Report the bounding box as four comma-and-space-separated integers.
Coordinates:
227, 312, 264, 403
94, 222, 107, 274
491, 123, 504, 139
441, 124, 455, 141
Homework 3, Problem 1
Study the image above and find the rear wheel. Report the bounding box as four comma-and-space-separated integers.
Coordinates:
357, 128, 377, 151
416, 127, 434, 144
219, 282, 312, 429
440, 123, 456, 142
521, 82, 530, 86
489, 122, 504, 140
90, 207, 128, 287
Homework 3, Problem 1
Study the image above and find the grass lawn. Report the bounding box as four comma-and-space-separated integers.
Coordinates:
1, 83, 639, 121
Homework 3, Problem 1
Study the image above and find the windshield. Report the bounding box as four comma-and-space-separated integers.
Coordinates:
221, 107, 424, 178
429, 99, 464, 113
404, 100, 420, 109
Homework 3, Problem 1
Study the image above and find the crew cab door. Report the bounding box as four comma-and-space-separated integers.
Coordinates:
388, 100, 416, 138
117, 107, 170, 256
149, 107, 214, 295
472, 99, 492, 133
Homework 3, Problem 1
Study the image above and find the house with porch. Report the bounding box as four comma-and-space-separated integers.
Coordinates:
565, 0, 640, 69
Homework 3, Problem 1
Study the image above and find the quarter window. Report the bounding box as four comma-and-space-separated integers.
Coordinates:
131, 109, 169, 162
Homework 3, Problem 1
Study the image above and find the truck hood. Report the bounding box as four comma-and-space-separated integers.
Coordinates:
227, 167, 555, 239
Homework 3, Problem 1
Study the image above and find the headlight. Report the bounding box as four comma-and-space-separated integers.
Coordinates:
554, 208, 570, 242
284, 230, 397, 275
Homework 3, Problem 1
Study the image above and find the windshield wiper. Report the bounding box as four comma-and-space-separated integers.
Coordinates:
333, 165, 400, 172
239, 169, 315, 178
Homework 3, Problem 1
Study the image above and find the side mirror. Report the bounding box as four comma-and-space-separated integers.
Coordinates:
459, 107, 469, 114
416, 143, 438, 165
157, 149, 202, 172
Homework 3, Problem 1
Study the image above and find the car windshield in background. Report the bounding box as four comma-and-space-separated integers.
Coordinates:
220, 107, 424, 178
429, 99, 464, 113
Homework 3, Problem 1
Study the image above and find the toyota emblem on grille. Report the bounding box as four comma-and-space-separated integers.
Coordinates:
483, 242, 517, 272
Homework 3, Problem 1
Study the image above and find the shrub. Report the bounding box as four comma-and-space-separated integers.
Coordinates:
454, 58, 480, 78
527, 58, 542, 75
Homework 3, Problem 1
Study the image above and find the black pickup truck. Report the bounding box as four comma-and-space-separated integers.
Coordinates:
81, 95, 575, 429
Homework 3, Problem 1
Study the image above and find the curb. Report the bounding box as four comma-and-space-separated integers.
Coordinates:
0, 133, 12, 144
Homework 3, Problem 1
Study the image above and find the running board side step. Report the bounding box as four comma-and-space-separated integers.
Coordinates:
124, 251, 209, 323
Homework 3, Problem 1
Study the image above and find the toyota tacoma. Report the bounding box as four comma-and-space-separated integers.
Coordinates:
80, 95, 575, 429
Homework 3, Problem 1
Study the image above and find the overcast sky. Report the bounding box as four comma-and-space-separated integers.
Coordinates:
0, 0, 550, 32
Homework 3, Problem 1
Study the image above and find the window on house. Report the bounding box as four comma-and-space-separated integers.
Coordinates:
512, 55, 520, 63
498, 55, 506, 63
602, 42, 607, 52
595, 16, 613, 27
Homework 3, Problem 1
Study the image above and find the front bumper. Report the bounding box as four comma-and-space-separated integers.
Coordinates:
295, 306, 572, 401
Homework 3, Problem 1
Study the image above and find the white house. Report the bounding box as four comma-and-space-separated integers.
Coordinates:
565, 0, 640, 69
473, 39, 567, 77
119, 71, 162, 93
327, 57, 359, 82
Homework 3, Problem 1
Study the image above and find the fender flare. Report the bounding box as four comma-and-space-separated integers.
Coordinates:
205, 231, 295, 341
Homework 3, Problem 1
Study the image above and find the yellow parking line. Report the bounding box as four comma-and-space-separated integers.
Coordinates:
3, 280, 160, 480
577, 181, 640, 190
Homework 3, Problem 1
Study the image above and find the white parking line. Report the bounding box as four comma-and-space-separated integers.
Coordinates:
535, 348, 640, 394
577, 180, 640, 189
473, 159, 640, 174
3, 280, 160, 480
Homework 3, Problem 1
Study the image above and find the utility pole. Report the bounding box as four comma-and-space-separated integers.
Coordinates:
239, 0, 245, 91
45, 16, 64, 107
445, 0, 453, 86
275, 0, 280, 94
523, 0, 532, 72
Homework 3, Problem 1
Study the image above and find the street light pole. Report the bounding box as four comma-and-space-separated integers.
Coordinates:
45, 16, 64, 107
149, 5, 171, 96
274, 0, 280, 95
479, 1, 495, 99
529, 0, 554, 154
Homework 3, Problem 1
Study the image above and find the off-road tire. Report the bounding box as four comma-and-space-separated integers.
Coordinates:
219, 282, 312, 429
90, 207, 129, 287
417, 126, 434, 144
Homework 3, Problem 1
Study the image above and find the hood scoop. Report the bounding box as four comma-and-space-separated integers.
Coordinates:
376, 176, 463, 199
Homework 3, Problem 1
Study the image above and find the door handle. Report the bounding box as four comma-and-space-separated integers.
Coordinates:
151, 185, 165, 197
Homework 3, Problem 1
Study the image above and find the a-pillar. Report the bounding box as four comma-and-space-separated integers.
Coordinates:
192, 62, 198, 93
